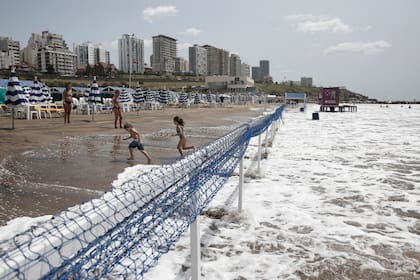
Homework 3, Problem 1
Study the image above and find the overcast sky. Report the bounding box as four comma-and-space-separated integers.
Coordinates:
1, 0, 419, 101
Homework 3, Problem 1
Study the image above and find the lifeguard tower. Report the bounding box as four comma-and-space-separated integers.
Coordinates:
285, 92, 306, 110
319, 87, 357, 112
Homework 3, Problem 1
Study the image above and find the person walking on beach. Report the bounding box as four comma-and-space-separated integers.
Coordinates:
112, 89, 123, 128
123, 122, 152, 163
173, 116, 195, 157
62, 82, 73, 124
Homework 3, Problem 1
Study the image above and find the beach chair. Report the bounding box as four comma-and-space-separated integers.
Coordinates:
30, 105, 41, 119
39, 104, 52, 118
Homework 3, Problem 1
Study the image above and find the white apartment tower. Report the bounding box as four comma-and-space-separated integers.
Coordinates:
241, 63, 250, 78
75, 42, 109, 67
203, 45, 229, 76
189, 44, 207, 76
118, 34, 144, 73
152, 34, 177, 73
229, 54, 241, 76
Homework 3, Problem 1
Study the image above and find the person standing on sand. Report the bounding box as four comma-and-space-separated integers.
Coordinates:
123, 122, 152, 163
112, 89, 123, 128
62, 82, 73, 124
173, 116, 195, 157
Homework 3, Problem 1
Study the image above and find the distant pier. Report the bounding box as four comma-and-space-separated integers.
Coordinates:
320, 105, 357, 112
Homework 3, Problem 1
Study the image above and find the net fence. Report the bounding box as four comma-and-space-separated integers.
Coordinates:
0, 105, 285, 280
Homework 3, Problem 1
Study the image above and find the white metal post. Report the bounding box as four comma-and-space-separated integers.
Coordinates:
264, 126, 269, 156
238, 158, 244, 212
190, 216, 201, 280
257, 134, 262, 175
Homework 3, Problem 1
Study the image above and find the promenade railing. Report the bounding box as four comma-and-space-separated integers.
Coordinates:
0, 104, 285, 280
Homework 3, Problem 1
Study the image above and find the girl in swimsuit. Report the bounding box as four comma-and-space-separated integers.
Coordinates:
173, 116, 195, 157
62, 83, 73, 124
112, 90, 123, 128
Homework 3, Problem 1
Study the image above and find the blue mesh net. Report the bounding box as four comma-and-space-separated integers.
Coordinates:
0, 105, 285, 280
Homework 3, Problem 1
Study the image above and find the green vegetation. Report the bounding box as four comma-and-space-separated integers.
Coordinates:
256, 82, 369, 102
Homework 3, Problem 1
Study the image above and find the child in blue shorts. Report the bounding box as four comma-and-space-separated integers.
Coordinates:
123, 122, 152, 163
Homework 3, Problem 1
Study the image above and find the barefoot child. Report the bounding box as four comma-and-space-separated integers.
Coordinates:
123, 122, 152, 163
173, 116, 195, 157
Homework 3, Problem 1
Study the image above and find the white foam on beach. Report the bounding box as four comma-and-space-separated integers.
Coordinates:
144, 104, 420, 279
1, 104, 419, 279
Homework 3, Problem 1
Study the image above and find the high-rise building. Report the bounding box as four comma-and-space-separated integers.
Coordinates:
175, 57, 189, 73
203, 45, 229, 76
36, 31, 76, 75
75, 42, 95, 67
229, 54, 241, 76
259, 60, 270, 79
189, 44, 207, 76
151, 34, 177, 73
241, 63, 250, 78
75, 42, 110, 67
118, 34, 144, 73
252, 66, 261, 82
21, 33, 42, 68
301, 77, 313, 87
0, 37, 20, 68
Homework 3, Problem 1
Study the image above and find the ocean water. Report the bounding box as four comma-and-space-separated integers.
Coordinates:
143, 104, 420, 279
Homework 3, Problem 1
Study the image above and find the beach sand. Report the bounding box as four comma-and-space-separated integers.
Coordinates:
0, 104, 273, 225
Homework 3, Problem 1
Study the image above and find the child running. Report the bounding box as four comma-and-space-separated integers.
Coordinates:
123, 122, 152, 163
173, 116, 195, 157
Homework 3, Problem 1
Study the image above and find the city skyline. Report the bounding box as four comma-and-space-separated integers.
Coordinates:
0, 0, 419, 101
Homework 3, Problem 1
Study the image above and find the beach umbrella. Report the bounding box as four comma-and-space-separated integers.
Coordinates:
206, 93, 212, 103
179, 92, 188, 106
145, 90, 153, 102
23, 86, 31, 102
119, 88, 131, 103
88, 76, 101, 120
133, 86, 145, 113
159, 90, 169, 105
83, 88, 90, 102
31, 77, 45, 104
41, 87, 53, 103
194, 93, 200, 104
5, 68, 29, 129
133, 86, 145, 104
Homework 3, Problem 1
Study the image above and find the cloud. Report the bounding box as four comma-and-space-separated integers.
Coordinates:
285, 14, 352, 34
178, 27, 202, 36
143, 6, 178, 22
324, 41, 392, 55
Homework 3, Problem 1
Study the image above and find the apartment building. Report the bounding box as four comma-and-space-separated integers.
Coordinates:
203, 45, 229, 76
151, 34, 177, 73
189, 44, 207, 76
75, 42, 110, 67
0, 37, 20, 68
118, 34, 144, 73
36, 31, 76, 75
229, 53, 241, 76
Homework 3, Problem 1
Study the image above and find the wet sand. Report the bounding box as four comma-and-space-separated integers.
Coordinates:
0, 104, 272, 225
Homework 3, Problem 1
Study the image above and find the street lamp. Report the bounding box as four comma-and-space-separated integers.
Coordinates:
128, 33, 134, 89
